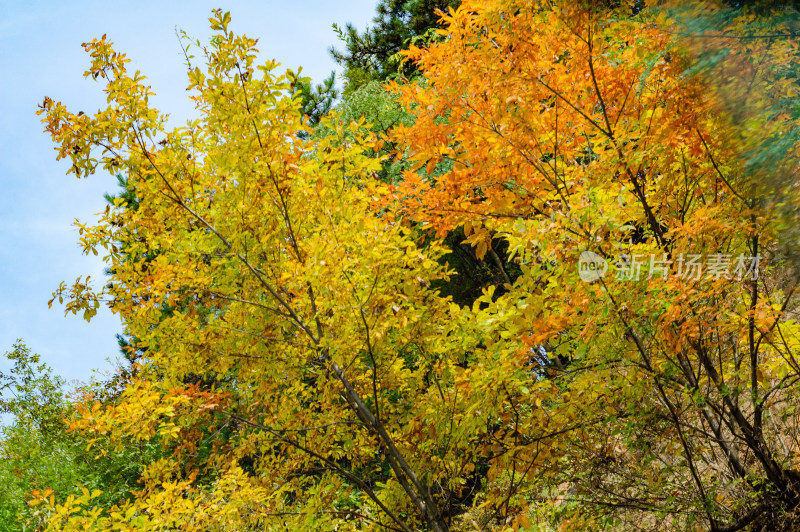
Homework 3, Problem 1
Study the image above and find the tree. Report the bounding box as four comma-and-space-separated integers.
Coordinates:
291, 69, 339, 128
331, 0, 460, 93
0, 342, 160, 530
0, 341, 73, 530
381, 0, 800, 529
37, 11, 481, 531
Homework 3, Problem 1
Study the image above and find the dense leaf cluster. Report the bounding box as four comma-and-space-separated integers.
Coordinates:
6, 1, 800, 531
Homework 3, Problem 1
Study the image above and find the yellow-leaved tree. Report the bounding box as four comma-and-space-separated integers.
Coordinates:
35, 10, 486, 532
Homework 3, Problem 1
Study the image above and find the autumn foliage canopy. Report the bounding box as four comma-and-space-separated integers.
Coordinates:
34, 1, 800, 531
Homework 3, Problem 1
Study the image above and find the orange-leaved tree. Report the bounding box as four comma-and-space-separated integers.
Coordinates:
382, 0, 800, 530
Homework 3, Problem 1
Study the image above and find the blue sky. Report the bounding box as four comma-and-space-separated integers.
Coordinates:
0, 1, 375, 386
